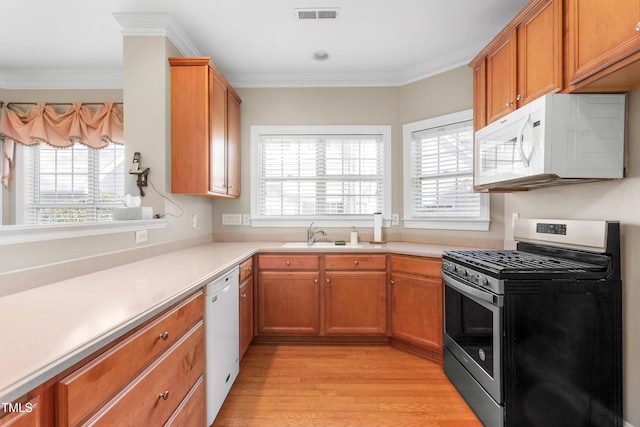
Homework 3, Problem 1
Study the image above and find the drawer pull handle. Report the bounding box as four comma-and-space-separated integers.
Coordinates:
159, 390, 170, 400
158, 331, 169, 341
286, 260, 291, 266
353, 260, 359, 265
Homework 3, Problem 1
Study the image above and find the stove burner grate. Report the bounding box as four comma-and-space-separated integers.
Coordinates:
445, 250, 603, 273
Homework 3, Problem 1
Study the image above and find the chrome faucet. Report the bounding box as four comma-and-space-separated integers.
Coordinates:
306, 222, 327, 246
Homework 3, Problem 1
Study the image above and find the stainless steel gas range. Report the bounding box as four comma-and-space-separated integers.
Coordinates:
441, 218, 623, 427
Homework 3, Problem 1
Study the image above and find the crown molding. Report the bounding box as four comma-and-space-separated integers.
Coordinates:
0, 70, 123, 90
112, 12, 201, 57
0, 15, 484, 90
228, 40, 487, 88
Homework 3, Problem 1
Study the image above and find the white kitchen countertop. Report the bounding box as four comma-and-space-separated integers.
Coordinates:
0, 240, 464, 404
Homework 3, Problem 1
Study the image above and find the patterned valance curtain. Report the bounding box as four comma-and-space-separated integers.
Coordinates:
0, 102, 123, 187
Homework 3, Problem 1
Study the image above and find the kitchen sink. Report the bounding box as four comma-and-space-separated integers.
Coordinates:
281, 242, 363, 249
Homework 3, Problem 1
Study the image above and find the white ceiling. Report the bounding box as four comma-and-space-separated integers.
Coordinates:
0, 0, 528, 89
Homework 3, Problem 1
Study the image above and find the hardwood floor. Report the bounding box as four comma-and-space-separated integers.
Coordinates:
213, 344, 482, 426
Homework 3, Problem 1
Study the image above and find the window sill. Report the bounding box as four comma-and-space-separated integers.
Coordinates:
403, 218, 490, 231
0, 220, 168, 246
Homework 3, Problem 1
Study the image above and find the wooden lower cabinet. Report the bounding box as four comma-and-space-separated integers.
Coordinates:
0, 395, 45, 427
163, 376, 205, 427
389, 255, 443, 362
239, 257, 254, 361
57, 291, 205, 426
257, 271, 320, 335
324, 271, 387, 335
86, 322, 204, 426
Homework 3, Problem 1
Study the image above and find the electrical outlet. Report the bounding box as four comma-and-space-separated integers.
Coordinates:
243, 214, 251, 226
135, 230, 147, 244
391, 214, 399, 225
222, 213, 242, 225
192, 213, 198, 229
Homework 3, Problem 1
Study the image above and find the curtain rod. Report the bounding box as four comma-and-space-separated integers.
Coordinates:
0, 101, 123, 108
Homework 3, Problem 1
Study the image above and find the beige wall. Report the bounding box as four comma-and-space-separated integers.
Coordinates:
503, 88, 640, 425
0, 37, 213, 283
212, 66, 505, 248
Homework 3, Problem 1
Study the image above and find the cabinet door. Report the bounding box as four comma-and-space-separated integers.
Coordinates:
169, 58, 210, 195
517, 0, 563, 106
257, 272, 320, 335
472, 59, 487, 131
324, 271, 387, 335
226, 91, 241, 198
486, 31, 517, 123
390, 273, 442, 354
567, 0, 640, 86
239, 277, 253, 360
209, 70, 228, 194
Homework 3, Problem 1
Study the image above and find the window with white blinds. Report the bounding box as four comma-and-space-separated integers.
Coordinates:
251, 126, 391, 227
403, 110, 489, 231
20, 142, 125, 224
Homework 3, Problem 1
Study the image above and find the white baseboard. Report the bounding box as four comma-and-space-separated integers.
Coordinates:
625, 421, 636, 427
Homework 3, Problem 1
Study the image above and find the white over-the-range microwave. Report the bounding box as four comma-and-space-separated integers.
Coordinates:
474, 93, 626, 190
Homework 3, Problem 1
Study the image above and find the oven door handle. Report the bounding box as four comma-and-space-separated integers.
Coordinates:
442, 271, 503, 307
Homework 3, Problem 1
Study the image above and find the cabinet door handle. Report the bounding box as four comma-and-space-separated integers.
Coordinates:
516, 94, 522, 101
286, 260, 291, 266
353, 260, 359, 265
326, 278, 330, 283
505, 101, 513, 107
314, 278, 318, 284
636, 22, 640, 31
390, 280, 395, 285
158, 331, 169, 341
240, 293, 247, 298
158, 390, 170, 400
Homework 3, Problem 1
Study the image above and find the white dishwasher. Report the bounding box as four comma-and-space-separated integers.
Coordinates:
205, 266, 239, 426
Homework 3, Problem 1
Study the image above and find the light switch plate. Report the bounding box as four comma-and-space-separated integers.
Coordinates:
135, 230, 147, 243
222, 213, 242, 225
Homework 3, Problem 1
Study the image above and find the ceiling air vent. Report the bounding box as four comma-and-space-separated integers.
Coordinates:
295, 8, 340, 21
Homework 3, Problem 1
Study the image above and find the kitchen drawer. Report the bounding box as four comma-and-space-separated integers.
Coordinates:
390, 255, 441, 278
0, 396, 40, 427
324, 254, 387, 271
239, 257, 253, 283
86, 321, 204, 426
163, 375, 205, 427
257, 254, 320, 270
57, 291, 203, 426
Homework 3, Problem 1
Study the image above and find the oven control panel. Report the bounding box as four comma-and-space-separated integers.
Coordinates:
442, 260, 503, 295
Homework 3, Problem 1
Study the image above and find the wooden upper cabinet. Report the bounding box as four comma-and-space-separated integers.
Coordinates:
566, 0, 640, 91
473, 0, 563, 127
472, 60, 487, 130
209, 70, 228, 195
517, 0, 563, 105
227, 91, 241, 198
169, 57, 241, 198
486, 31, 517, 123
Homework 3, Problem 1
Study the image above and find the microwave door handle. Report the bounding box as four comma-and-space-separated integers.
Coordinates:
517, 113, 531, 167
